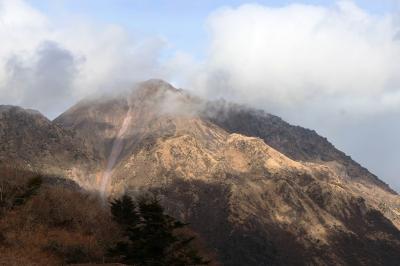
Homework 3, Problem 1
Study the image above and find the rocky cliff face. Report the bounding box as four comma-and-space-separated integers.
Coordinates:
2, 80, 400, 265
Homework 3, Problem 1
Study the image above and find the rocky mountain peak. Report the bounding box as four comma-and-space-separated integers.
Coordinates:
135, 79, 180, 94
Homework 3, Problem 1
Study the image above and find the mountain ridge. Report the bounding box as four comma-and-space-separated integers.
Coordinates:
201, 99, 397, 195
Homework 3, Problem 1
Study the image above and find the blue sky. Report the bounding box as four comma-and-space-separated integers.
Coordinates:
26, 0, 399, 59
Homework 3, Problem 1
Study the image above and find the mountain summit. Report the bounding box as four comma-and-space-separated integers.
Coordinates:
2, 80, 400, 265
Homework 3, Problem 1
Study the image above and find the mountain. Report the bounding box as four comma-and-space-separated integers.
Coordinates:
1, 79, 400, 265
0, 105, 99, 187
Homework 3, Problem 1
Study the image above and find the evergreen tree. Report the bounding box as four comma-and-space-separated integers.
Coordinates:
110, 194, 139, 226
109, 194, 209, 266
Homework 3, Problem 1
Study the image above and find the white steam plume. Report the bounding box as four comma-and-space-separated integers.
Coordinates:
100, 101, 132, 197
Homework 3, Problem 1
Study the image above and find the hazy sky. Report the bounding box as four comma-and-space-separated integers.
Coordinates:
0, 0, 399, 191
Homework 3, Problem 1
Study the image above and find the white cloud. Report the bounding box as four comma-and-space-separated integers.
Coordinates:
181, 1, 400, 115
0, 0, 166, 118
4, 41, 77, 115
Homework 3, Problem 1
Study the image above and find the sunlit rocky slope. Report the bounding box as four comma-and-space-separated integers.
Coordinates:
1, 80, 400, 265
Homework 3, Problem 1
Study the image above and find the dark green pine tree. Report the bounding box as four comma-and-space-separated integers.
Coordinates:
109, 194, 140, 262
109, 194, 209, 266
110, 194, 139, 226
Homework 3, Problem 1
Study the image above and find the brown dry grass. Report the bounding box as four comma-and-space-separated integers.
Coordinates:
0, 165, 120, 265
